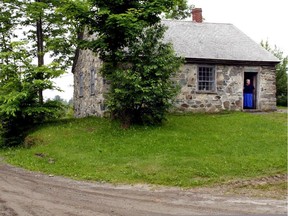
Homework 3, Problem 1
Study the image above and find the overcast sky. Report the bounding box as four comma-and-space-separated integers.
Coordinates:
44, 0, 288, 101
189, 0, 288, 54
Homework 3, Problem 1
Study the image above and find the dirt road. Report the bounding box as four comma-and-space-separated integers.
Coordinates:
0, 161, 286, 216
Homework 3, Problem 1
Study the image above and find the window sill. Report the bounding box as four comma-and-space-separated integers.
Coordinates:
196, 91, 217, 94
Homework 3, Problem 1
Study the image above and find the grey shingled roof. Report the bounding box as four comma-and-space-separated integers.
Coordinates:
162, 20, 279, 63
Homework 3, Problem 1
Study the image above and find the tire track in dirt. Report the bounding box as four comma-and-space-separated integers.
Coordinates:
0, 161, 287, 216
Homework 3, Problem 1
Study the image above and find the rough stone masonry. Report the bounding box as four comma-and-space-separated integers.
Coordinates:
73, 47, 277, 117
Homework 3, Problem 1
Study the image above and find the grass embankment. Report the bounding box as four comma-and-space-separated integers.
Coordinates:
0, 112, 287, 188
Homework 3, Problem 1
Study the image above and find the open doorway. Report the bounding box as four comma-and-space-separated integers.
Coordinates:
244, 72, 257, 109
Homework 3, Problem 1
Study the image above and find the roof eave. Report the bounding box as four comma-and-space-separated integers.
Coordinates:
185, 58, 280, 66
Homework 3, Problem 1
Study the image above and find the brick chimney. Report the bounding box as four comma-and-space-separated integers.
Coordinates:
192, 8, 203, 23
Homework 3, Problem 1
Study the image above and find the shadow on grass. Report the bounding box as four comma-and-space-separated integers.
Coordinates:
0, 118, 79, 149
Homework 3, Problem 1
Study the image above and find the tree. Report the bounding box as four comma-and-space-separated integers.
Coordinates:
0, 0, 78, 146
261, 41, 288, 106
164, 0, 194, 20
21, 0, 78, 103
0, 0, 22, 63
0, 40, 65, 146
77, 0, 187, 127
0, 1, 25, 145
81, 0, 189, 62
46, 95, 74, 118
103, 24, 183, 127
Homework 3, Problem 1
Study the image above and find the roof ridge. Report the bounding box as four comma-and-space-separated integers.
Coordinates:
161, 19, 233, 25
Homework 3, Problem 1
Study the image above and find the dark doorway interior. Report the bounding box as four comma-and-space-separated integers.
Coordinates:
244, 72, 257, 109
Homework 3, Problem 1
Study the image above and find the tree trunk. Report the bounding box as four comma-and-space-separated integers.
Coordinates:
71, 31, 84, 74
36, 0, 44, 104
120, 109, 132, 129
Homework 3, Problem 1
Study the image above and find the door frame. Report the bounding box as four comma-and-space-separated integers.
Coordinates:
244, 71, 258, 109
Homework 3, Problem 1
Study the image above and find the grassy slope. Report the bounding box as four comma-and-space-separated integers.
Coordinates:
0, 112, 287, 187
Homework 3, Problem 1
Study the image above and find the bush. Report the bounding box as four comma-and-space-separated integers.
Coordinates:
277, 95, 288, 107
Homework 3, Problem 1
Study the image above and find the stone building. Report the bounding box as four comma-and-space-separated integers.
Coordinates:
73, 8, 280, 117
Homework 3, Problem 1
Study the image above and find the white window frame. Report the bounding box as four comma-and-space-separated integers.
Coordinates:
197, 65, 216, 92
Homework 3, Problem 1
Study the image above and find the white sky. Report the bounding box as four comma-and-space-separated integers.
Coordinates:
44, 0, 288, 101
44, 72, 74, 101
189, 0, 288, 54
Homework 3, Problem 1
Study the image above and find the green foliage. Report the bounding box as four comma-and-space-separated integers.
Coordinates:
46, 95, 74, 118
276, 56, 288, 106
0, 0, 23, 62
164, 0, 194, 20
261, 41, 288, 106
20, 0, 78, 70
0, 42, 65, 146
77, 0, 186, 126
83, 0, 190, 60
1, 112, 286, 187
0, 0, 78, 146
103, 24, 183, 126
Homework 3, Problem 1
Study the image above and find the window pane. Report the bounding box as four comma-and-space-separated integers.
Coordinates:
198, 66, 215, 91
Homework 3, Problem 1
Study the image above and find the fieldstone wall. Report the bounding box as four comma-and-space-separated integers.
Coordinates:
73, 49, 108, 117
172, 64, 243, 112
258, 66, 277, 111
172, 64, 277, 112
74, 58, 277, 117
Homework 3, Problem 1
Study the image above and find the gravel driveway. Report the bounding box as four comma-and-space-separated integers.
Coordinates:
0, 161, 286, 216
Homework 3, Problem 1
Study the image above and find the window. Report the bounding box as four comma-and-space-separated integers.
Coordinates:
79, 72, 84, 97
90, 69, 96, 95
197, 66, 215, 92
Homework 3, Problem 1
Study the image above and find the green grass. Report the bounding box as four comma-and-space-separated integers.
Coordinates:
0, 112, 287, 187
